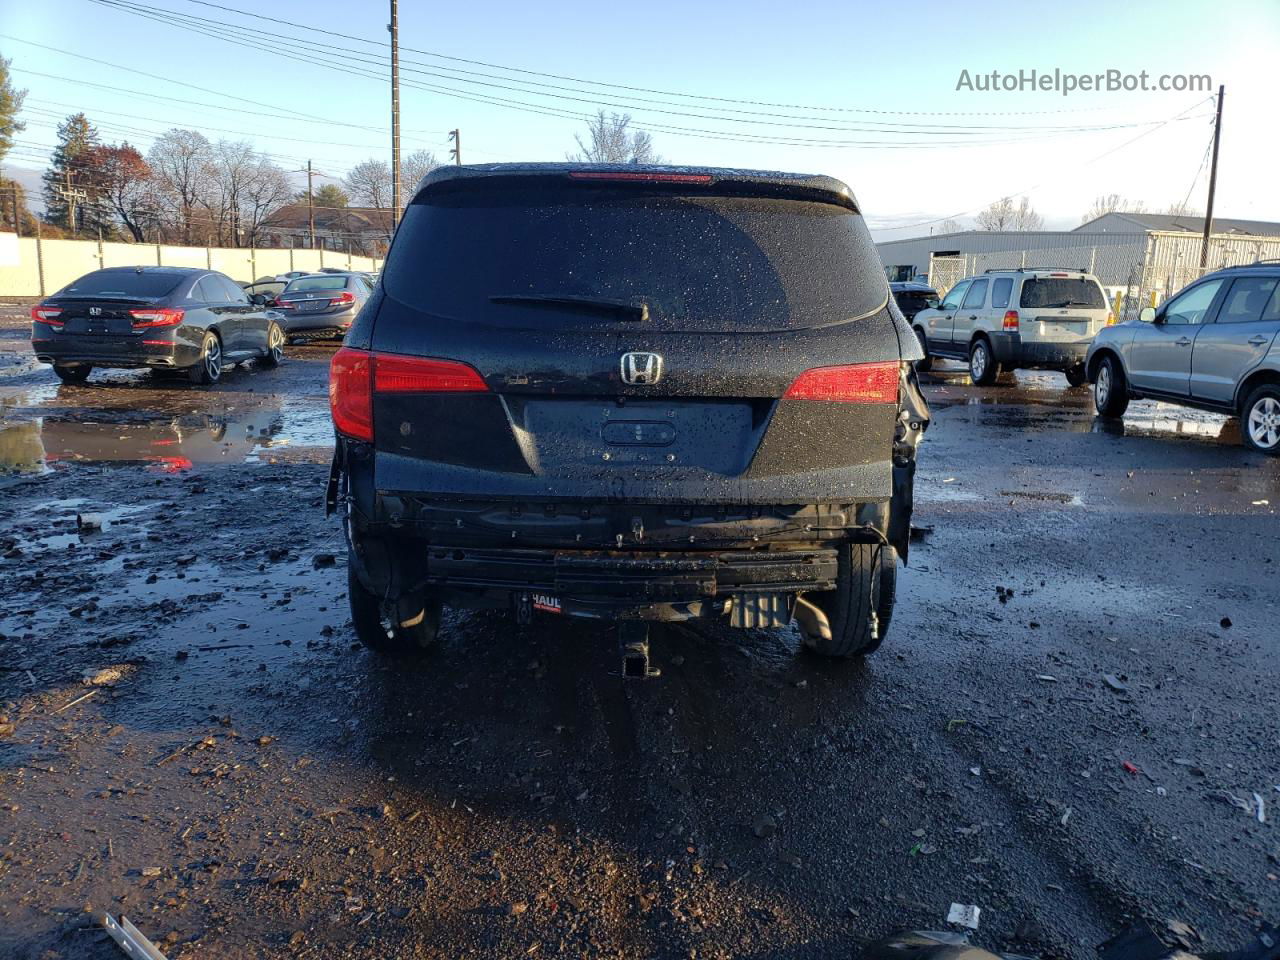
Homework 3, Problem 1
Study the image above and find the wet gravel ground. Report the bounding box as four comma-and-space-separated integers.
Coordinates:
0, 306, 1277, 959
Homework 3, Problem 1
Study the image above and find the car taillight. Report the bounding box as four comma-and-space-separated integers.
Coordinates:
31, 305, 63, 325
329, 291, 356, 307
784, 361, 899, 403
330, 347, 374, 441
274, 299, 296, 309
130, 308, 184, 328
330, 350, 488, 441
1003, 310, 1020, 331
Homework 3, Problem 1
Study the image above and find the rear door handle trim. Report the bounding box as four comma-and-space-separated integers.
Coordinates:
1175, 337, 1193, 346
1248, 336, 1269, 346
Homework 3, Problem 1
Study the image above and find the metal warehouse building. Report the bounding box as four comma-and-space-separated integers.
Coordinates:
876, 212, 1280, 316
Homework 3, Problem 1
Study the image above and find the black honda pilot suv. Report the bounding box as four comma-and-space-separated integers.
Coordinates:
327, 163, 929, 673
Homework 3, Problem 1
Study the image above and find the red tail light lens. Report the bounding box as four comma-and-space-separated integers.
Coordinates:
374, 355, 489, 393
330, 350, 489, 441
330, 291, 357, 307
330, 347, 374, 441
130, 308, 185, 328
31, 306, 64, 325
784, 361, 899, 403
1003, 310, 1020, 331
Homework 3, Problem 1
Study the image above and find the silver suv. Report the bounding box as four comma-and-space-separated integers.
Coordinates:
912, 268, 1111, 385
1086, 262, 1280, 454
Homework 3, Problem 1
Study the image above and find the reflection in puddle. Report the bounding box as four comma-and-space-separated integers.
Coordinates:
0, 400, 334, 474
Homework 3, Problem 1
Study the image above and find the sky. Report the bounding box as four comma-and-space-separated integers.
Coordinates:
1, 0, 1278, 240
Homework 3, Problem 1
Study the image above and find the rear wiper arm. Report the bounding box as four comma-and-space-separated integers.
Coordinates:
490, 293, 649, 322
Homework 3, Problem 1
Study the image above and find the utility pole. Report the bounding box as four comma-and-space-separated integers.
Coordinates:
449, 129, 462, 166
389, 0, 402, 227
9, 182, 19, 235
56, 170, 87, 236
1199, 84, 1224, 271
307, 160, 316, 249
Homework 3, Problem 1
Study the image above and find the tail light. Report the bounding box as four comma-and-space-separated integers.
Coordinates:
1003, 310, 1020, 331
329, 291, 357, 307
784, 361, 899, 403
130, 308, 184, 328
31, 306, 64, 326
329, 348, 488, 441
273, 299, 296, 309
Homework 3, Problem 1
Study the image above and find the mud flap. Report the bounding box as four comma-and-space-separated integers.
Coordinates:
324, 450, 341, 517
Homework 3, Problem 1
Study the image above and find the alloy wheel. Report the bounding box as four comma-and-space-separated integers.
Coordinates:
205, 337, 222, 382
1247, 396, 1280, 450
971, 345, 986, 380
269, 326, 284, 364
1096, 365, 1111, 407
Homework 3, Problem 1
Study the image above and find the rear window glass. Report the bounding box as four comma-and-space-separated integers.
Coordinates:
285, 276, 348, 293
1020, 277, 1105, 309
893, 292, 939, 313
380, 184, 885, 332
57, 271, 183, 299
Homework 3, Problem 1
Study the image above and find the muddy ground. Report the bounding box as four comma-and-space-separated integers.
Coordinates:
0, 305, 1277, 959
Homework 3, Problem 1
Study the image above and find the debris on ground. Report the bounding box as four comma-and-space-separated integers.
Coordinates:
1220, 616, 1233, 629
751, 813, 777, 838
1102, 673, 1129, 692
99, 912, 169, 959
946, 902, 981, 929
1122, 761, 1140, 775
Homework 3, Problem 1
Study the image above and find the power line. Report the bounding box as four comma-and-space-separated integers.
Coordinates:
165, 0, 1119, 118
88, 0, 1171, 139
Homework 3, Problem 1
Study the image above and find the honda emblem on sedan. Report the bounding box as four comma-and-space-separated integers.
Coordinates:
621, 351, 663, 385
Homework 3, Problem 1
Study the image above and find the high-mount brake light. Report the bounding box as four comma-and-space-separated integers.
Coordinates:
330, 350, 489, 442
129, 308, 184, 328
568, 172, 713, 184
784, 361, 899, 403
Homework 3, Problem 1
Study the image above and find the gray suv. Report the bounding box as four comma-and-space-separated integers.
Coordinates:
1086, 262, 1280, 454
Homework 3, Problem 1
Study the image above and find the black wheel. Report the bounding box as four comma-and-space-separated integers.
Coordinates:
188, 331, 223, 385
913, 327, 933, 372
52, 363, 91, 384
1093, 354, 1129, 418
1064, 363, 1088, 388
969, 339, 1000, 386
347, 562, 442, 655
798, 542, 896, 658
1241, 383, 1280, 455
259, 322, 284, 368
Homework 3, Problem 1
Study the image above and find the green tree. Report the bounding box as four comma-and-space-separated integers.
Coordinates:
0, 54, 27, 164
313, 183, 349, 208
42, 113, 112, 235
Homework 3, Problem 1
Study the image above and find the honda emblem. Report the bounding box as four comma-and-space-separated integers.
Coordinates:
620, 351, 663, 386
88, 307, 102, 316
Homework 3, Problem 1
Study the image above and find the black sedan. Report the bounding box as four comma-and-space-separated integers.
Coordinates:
30, 266, 285, 386
270, 272, 373, 341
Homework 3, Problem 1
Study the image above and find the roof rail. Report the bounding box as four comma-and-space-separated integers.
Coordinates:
982, 266, 1089, 274
1219, 259, 1280, 270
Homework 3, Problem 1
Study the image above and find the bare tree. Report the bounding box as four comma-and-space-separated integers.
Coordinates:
570, 111, 661, 164
90, 142, 152, 241
344, 158, 392, 208
1165, 200, 1201, 217
402, 149, 439, 196
147, 128, 213, 244
976, 196, 1043, 231
938, 218, 964, 234
1081, 194, 1146, 224
237, 157, 292, 247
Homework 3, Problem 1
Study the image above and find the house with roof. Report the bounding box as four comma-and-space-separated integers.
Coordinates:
257, 204, 394, 258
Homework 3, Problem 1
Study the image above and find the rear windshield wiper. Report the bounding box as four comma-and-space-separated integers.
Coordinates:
490, 293, 649, 322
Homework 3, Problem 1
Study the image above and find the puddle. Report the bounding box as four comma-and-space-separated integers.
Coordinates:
0, 399, 334, 474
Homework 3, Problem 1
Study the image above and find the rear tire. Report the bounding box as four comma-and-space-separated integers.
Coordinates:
1241, 384, 1280, 455
799, 542, 896, 658
258, 322, 284, 368
1093, 354, 1130, 418
1064, 363, 1088, 388
348, 562, 442, 655
188, 331, 222, 385
969, 339, 1000, 386
52, 363, 91, 384
913, 327, 933, 372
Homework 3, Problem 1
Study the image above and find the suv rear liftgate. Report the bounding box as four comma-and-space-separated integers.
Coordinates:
327, 164, 929, 675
